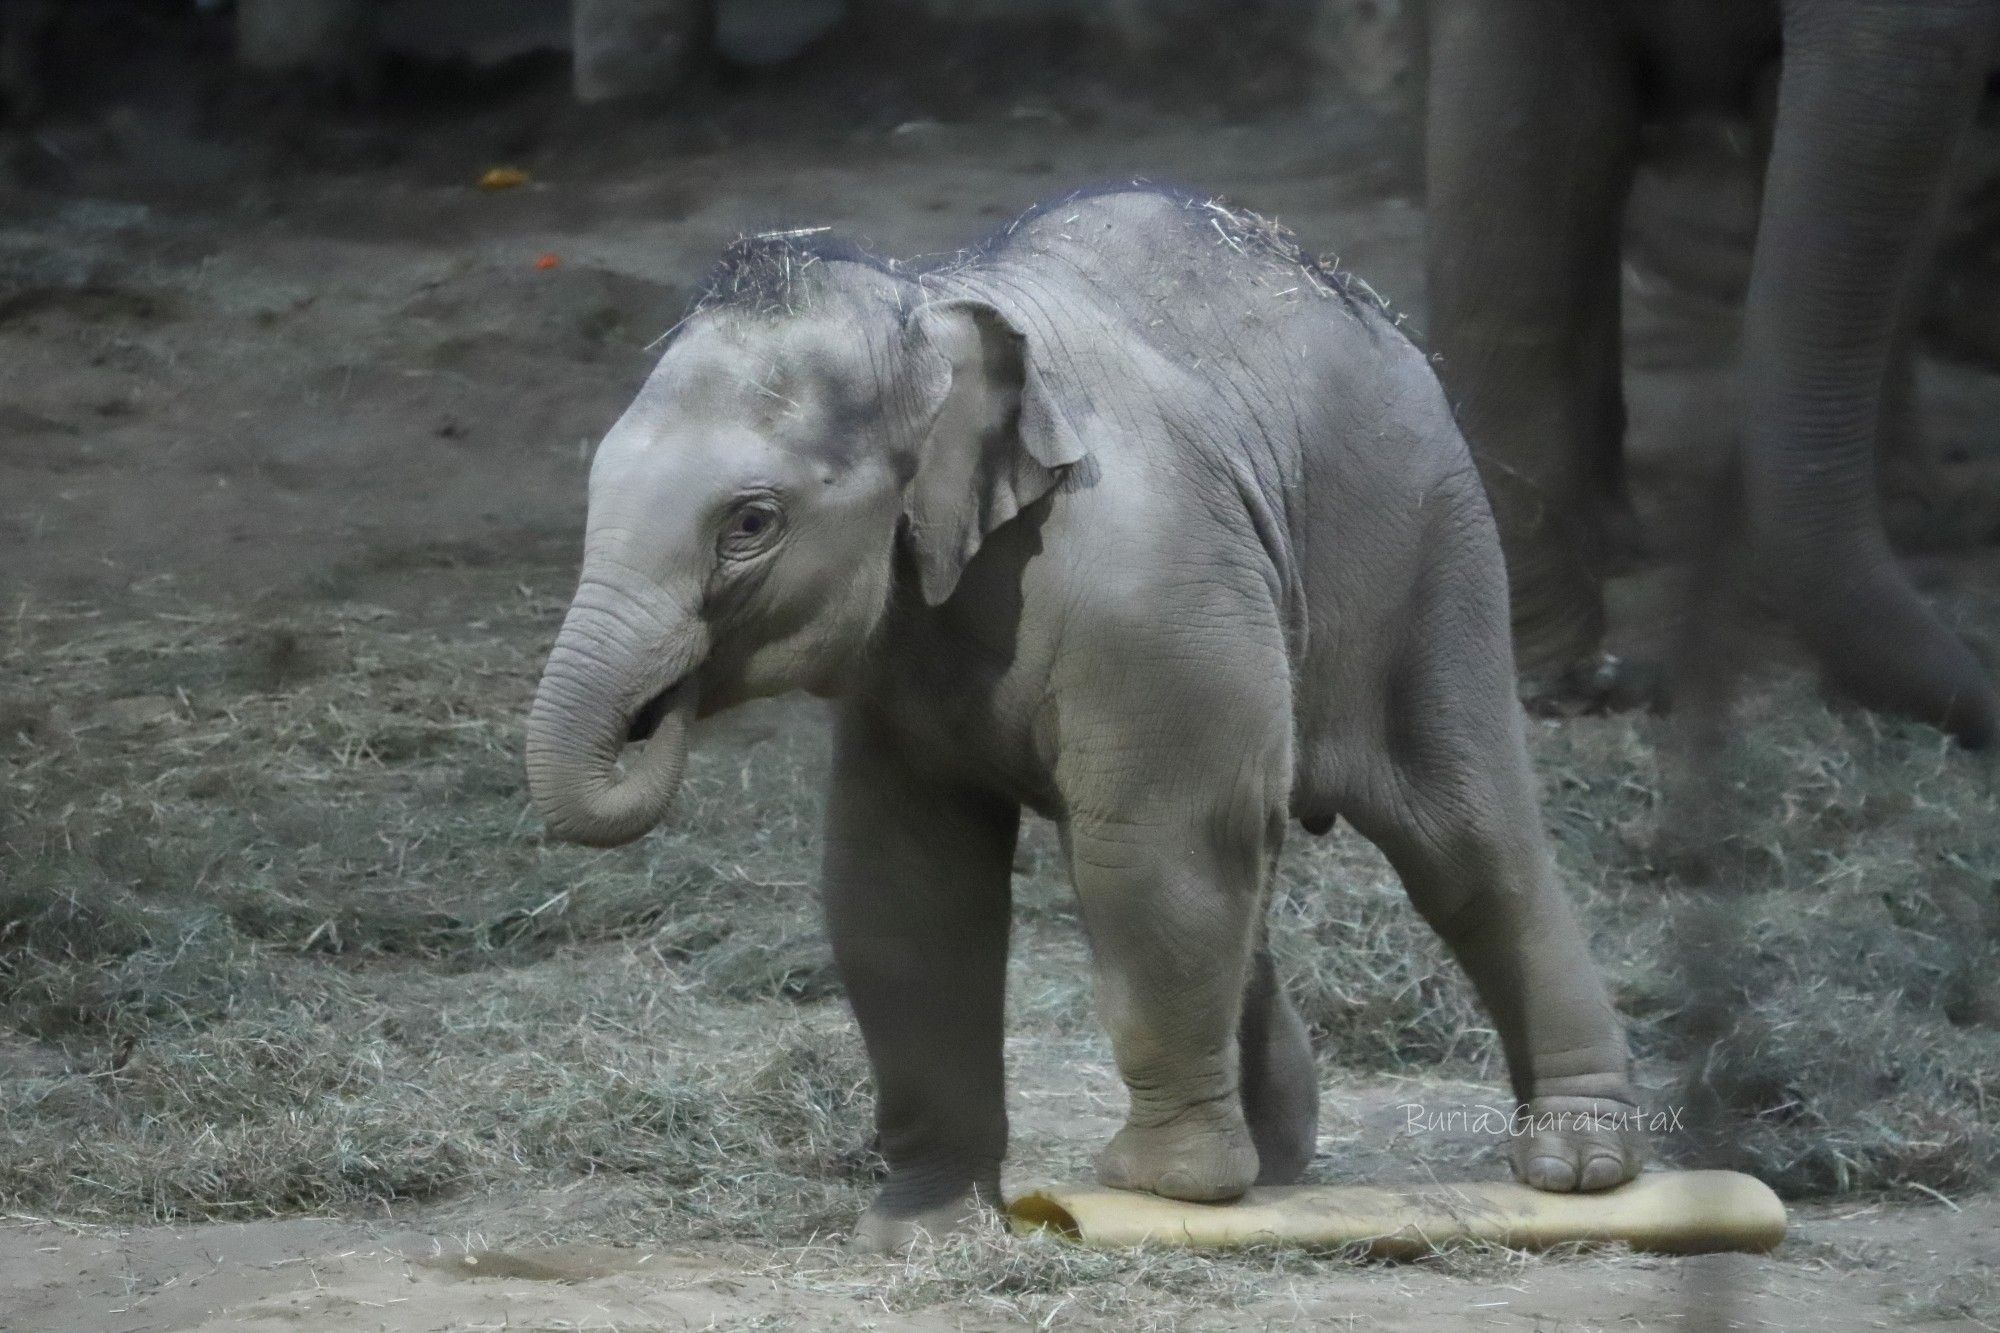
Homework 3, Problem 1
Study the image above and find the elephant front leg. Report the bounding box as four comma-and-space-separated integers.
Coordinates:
822, 710, 1018, 1252
1066, 811, 1274, 1203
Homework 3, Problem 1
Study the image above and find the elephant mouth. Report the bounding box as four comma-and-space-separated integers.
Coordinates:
625, 681, 683, 743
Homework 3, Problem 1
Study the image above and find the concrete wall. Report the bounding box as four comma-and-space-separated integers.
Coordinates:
886, 0, 1421, 107
231, 0, 1422, 107
236, 0, 375, 76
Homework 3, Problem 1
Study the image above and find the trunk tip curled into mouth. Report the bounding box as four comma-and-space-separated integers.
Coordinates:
526, 667, 693, 849
626, 683, 678, 743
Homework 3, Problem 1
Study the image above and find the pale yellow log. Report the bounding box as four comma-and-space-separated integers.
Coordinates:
1006, 1170, 1785, 1257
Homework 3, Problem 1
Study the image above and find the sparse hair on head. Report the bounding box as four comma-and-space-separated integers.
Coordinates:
662, 184, 1376, 352
693, 227, 906, 320
970, 180, 1370, 313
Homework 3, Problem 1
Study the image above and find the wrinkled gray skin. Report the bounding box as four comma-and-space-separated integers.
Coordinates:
527, 190, 1642, 1250
1426, 0, 2000, 743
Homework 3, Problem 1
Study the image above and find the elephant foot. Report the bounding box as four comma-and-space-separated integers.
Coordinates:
1883, 484, 1954, 553
1097, 1102, 1260, 1202
1520, 652, 1664, 719
1241, 994, 1320, 1185
1505, 534, 1610, 688
1507, 1095, 1646, 1194
850, 1185, 996, 1253
1803, 567, 2000, 749
1878, 454, 1992, 554
1244, 1080, 1317, 1187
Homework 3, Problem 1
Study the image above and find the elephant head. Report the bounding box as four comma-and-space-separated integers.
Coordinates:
526, 243, 1085, 847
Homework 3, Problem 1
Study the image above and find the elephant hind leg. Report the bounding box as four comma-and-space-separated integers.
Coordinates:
1342, 494, 1643, 1190
1238, 944, 1318, 1185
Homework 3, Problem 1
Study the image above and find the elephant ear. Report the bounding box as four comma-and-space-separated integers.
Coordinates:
901, 298, 1087, 605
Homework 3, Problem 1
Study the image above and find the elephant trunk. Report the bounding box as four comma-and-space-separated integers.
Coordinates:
1737, 0, 1999, 747
526, 583, 701, 847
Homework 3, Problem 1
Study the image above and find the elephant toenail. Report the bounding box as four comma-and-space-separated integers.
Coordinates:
1579, 1155, 1629, 1191
1525, 1156, 1578, 1191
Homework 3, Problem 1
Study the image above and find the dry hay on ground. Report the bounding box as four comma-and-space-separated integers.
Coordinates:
0, 590, 1995, 1315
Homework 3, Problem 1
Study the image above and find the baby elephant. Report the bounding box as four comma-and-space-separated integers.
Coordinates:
525, 188, 1645, 1250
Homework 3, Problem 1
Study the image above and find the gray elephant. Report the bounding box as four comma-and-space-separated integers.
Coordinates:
1425, 0, 2000, 744
525, 188, 1643, 1249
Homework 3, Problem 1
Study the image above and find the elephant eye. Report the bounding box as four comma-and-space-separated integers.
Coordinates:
718, 499, 784, 560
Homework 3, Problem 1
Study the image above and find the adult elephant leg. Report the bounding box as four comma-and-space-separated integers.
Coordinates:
1742, 0, 1998, 745
1878, 317, 1945, 547
1425, 0, 1638, 685
1581, 243, 1643, 573
1878, 222, 1960, 548
824, 706, 1018, 1252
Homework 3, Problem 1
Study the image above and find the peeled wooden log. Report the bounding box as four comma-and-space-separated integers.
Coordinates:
1008, 1170, 1786, 1256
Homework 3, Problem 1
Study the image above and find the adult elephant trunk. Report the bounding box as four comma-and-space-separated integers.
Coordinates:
526, 579, 704, 847
1739, 0, 1999, 747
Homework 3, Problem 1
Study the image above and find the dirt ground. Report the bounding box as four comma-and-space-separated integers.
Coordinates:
5, 50, 2000, 1333
5, 1188, 1998, 1332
